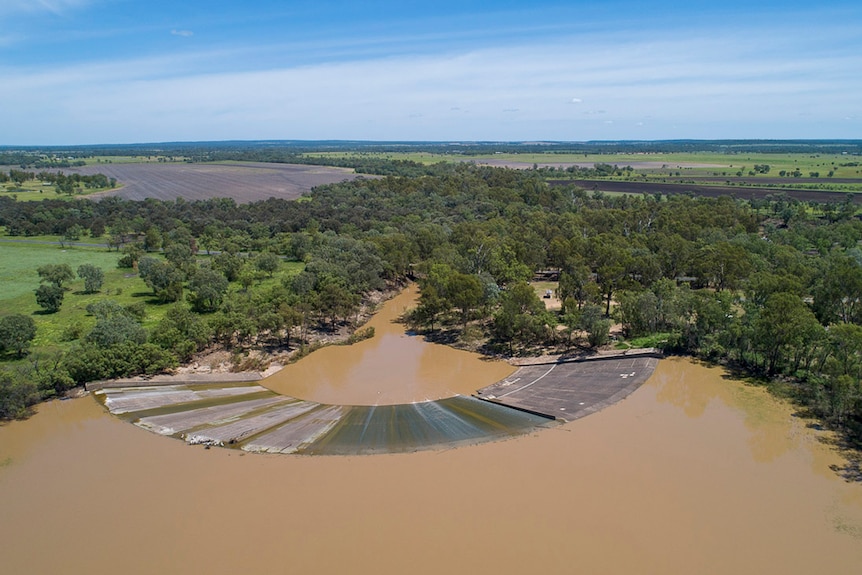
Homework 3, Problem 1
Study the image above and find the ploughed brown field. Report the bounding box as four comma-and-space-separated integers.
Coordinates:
549, 179, 862, 203
70, 162, 367, 203
474, 159, 726, 170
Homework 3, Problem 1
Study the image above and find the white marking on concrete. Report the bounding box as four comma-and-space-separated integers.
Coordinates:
499, 364, 557, 398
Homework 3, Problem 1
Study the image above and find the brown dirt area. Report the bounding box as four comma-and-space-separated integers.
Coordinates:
550, 179, 862, 203
71, 162, 371, 203
472, 159, 726, 169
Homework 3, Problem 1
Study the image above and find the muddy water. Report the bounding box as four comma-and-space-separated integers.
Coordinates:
261, 285, 515, 405
2, 366, 862, 573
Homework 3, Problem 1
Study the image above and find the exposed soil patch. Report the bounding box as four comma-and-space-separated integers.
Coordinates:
472, 159, 726, 169
70, 162, 370, 203
550, 179, 862, 203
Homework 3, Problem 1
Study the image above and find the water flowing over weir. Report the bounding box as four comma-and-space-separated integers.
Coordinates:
93, 385, 555, 455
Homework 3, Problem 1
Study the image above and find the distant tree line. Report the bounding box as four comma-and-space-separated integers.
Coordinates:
0, 169, 116, 194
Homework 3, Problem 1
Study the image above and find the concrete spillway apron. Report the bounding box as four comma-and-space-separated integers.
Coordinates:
474, 350, 662, 423
89, 350, 660, 455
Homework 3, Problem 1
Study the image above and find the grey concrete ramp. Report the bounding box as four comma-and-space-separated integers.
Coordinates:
136, 395, 290, 436
243, 405, 347, 454
475, 352, 660, 422
95, 384, 268, 414
184, 399, 321, 446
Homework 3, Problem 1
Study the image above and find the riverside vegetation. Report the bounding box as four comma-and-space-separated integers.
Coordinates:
1, 147, 861, 452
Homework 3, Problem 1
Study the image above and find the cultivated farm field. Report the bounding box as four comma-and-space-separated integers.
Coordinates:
69, 161, 365, 203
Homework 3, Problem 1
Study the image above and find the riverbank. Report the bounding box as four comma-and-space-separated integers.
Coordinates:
84, 284, 402, 391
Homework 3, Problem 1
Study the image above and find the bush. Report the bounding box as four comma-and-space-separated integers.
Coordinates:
63, 342, 177, 384
77, 263, 105, 293
85, 314, 147, 348
0, 314, 37, 357
0, 370, 39, 419
35, 284, 65, 313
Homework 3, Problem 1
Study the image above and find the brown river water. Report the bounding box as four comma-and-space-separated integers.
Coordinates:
2, 291, 862, 574
261, 284, 516, 405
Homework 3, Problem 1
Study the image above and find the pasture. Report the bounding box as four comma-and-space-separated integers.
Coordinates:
0, 241, 305, 353
0, 242, 156, 349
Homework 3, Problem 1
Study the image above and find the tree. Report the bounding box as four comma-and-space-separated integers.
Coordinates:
0, 314, 37, 357
618, 278, 683, 337
83, 301, 147, 348
35, 284, 65, 313
255, 252, 281, 277
446, 272, 484, 327
823, 323, 862, 380
164, 242, 195, 273
143, 226, 162, 252
138, 257, 184, 303
753, 292, 823, 375
493, 281, 553, 350
589, 234, 632, 316
695, 241, 752, 292
0, 370, 39, 419
412, 283, 448, 331
59, 224, 84, 248
558, 263, 597, 311
117, 243, 144, 268
86, 314, 147, 348
77, 263, 104, 293
580, 303, 611, 348
212, 252, 245, 282
187, 268, 229, 313
315, 277, 360, 330
37, 263, 74, 288
151, 305, 212, 360
812, 254, 862, 324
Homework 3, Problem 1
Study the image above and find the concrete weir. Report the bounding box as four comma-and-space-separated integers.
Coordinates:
90, 349, 660, 455
91, 386, 555, 455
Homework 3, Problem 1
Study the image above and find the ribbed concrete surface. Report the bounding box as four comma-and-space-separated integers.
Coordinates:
94, 351, 659, 454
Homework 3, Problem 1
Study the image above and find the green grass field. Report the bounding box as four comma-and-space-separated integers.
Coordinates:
1, 180, 117, 202
0, 242, 305, 355
1, 181, 63, 202
0, 243, 157, 350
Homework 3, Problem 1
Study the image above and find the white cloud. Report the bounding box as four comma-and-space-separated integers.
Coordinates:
2, 21, 862, 143
171, 30, 194, 38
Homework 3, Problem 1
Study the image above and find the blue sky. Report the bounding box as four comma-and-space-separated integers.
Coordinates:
1, 0, 860, 145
